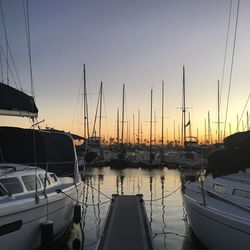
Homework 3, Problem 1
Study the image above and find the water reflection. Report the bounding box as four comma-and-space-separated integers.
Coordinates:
160, 175, 167, 248
66, 167, 201, 249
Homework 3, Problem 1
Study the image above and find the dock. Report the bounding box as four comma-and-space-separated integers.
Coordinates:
97, 194, 154, 250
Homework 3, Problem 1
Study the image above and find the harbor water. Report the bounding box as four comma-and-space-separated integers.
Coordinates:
64, 166, 206, 250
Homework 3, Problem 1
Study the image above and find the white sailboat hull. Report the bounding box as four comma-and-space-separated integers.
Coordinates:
182, 186, 250, 250
0, 181, 83, 250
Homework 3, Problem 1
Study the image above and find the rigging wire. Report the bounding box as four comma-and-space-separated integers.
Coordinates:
144, 185, 181, 202
83, 178, 112, 200
92, 84, 101, 137
6, 43, 23, 90
236, 93, 250, 132
57, 189, 111, 206
71, 67, 84, 135
220, 0, 233, 108
153, 231, 188, 239
224, 0, 240, 138
0, 0, 8, 84
0, 1, 22, 89
23, 0, 35, 99
0, 46, 3, 82
0, 43, 20, 89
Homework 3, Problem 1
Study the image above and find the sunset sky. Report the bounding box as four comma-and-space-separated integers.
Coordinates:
0, 0, 249, 143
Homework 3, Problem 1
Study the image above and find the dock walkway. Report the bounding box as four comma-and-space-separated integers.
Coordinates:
97, 194, 154, 250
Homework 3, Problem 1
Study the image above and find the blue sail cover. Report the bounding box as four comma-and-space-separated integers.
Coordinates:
0, 82, 38, 117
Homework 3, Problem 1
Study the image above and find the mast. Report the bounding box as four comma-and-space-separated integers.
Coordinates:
188, 111, 192, 138
117, 109, 119, 144
138, 109, 140, 146
99, 81, 103, 138
161, 80, 164, 146
208, 111, 211, 144
121, 84, 125, 146
173, 120, 176, 144
150, 89, 153, 151
133, 114, 135, 144
217, 80, 220, 143
182, 66, 187, 145
178, 123, 180, 145
154, 110, 156, 145
92, 81, 102, 138
204, 118, 207, 143
83, 64, 89, 138
247, 111, 249, 130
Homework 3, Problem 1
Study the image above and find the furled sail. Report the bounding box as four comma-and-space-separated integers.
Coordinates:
0, 82, 38, 118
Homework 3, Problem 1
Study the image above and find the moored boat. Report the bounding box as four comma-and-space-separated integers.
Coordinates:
0, 127, 84, 250
0, 81, 83, 249
181, 131, 250, 250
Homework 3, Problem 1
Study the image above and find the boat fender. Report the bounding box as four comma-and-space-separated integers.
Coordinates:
41, 220, 53, 250
73, 204, 81, 224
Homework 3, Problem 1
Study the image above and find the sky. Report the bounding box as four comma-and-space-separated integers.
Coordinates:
0, 0, 249, 144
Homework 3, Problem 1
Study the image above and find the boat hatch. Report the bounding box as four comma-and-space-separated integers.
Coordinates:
212, 183, 226, 193
0, 177, 23, 195
233, 189, 250, 199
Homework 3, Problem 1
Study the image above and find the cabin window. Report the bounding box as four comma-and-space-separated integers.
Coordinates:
0, 177, 23, 194
39, 174, 51, 187
49, 174, 57, 183
233, 189, 250, 199
22, 175, 41, 191
213, 183, 226, 193
0, 184, 9, 196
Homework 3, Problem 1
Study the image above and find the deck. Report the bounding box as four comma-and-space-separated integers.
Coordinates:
97, 194, 154, 250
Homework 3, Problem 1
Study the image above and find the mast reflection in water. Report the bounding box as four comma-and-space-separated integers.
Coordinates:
64, 167, 206, 250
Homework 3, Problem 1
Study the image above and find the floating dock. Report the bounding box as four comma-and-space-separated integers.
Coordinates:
97, 194, 154, 250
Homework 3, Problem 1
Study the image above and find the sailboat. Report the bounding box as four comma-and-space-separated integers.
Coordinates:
182, 131, 250, 250
178, 67, 205, 173
177, 67, 206, 185
0, 5, 83, 248
140, 89, 161, 168
110, 84, 131, 168
75, 64, 99, 169
0, 82, 84, 250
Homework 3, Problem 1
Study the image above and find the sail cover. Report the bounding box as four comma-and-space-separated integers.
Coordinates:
0, 82, 38, 117
207, 130, 250, 177
0, 127, 76, 177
